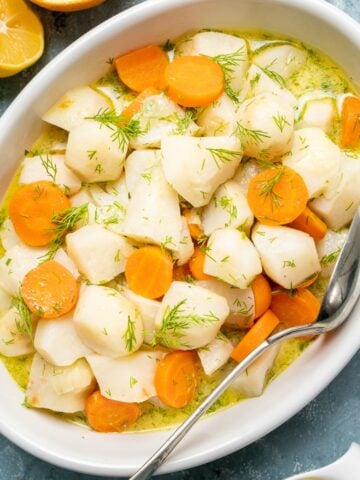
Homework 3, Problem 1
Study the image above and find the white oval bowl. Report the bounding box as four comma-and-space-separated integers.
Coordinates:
1, 0, 360, 476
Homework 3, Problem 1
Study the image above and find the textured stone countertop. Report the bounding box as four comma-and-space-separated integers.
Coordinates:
0, 1, 360, 479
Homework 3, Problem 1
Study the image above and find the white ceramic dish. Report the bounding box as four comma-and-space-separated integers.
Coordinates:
285, 443, 360, 480
1, 0, 360, 476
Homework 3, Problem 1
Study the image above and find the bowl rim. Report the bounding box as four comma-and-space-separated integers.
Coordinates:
1, 0, 360, 476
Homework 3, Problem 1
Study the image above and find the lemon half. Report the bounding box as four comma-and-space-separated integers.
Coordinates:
0, 0, 44, 78
29, 0, 106, 12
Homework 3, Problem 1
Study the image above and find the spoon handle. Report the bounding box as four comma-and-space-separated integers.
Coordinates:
129, 320, 326, 480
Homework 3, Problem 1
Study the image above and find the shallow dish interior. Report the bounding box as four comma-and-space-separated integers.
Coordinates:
1, 0, 360, 476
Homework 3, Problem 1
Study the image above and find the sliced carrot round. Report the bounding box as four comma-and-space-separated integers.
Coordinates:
21, 260, 78, 319
9, 181, 71, 247
188, 245, 213, 281
155, 351, 198, 408
247, 166, 308, 226
125, 245, 173, 299
164, 56, 224, 107
341, 96, 360, 148
251, 274, 272, 319
115, 44, 169, 93
288, 206, 327, 240
231, 310, 280, 363
270, 288, 320, 329
85, 390, 141, 433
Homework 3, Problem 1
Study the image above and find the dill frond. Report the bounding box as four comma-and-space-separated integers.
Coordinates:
233, 122, 270, 145
13, 295, 33, 340
206, 148, 242, 168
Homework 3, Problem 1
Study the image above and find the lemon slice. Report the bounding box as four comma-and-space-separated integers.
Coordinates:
0, 0, 44, 78
29, 0, 106, 12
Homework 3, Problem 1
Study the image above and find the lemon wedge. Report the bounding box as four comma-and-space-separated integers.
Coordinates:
0, 0, 44, 78
29, 0, 106, 12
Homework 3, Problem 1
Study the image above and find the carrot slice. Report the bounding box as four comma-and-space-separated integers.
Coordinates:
231, 310, 280, 362
270, 288, 320, 329
288, 206, 327, 240
164, 56, 224, 107
182, 209, 203, 241
341, 96, 360, 148
251, 274, 272, 319
85, 390, 141, 433
122, 87, 159, 119
125, 245, 173, 299
115, 45, 169, 93
154, 351, 198, 408
9, 181, 71, 247
247, 166, 308, 226
188, 245, 213, 281
21, 260, 78, 319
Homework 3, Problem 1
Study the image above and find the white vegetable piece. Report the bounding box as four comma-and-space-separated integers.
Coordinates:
74, 285, 143, 357
130, 93, 199, 149
241, 64, 297, 106
19, 154, 81, 195
231, 345, 280, 397
52, 248, 80, 279
0, 245, 77, 296
316, 228, 348, 278
310, 153, 360, 230
121, 288, 160, 344
0, 287, 11, 317
197, 279, 255, 329
42, 86, 110, 132
86, 183, 129, 235
34, 314, 92, 367
104, 174, 130, 205
282, 128, 342, 199
86, 351, 165, 403
120, 163, 183, 249
296, 97, 337, 133
161, 135, 242, 207
70, 187, 93, 208
233, 159, 264, 196
0, 307, 34, 357
202, 180, 254, 236
236, 92, 294, 159
66, 225, 134, 284
197, 93, 238, 136
198, 335, 233, 376
252, 223, 321, 289
252, 43, 307, 80
155, 281, 229, 350
204, 228, 262, 289
124, 149, 160, 194
65, 119, 127, 183
177, 31, 248, 94
172, 217, 194, 266
0, 218, 25, 250
26, 354, 95, 413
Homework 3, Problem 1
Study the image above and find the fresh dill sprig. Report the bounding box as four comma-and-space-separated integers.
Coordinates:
40, 154, 57, 183
232, 298, 253, 316
233, 122, 270, 145
13, 295, 33, 340
40, 204, 89, 262
206, 148, 242, 168
260, 66, 286, 88
214, 195, 238, 223
86, 108, 144, 151
320, 247, 341, 266
257, 166, 285, 208
212, 47, 245, 76
160, 236, 176, 250
273, 113, 291, 133
123, 315, 137, 352
211, 47, 245, 103
154, 299, 220, 349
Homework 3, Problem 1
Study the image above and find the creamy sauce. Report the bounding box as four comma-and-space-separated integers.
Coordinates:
0, 29, 355, 432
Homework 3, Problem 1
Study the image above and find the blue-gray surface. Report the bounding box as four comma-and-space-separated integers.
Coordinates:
0, 0, 360, 478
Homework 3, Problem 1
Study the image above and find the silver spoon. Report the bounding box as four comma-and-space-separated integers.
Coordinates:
130, 208, 360, 480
